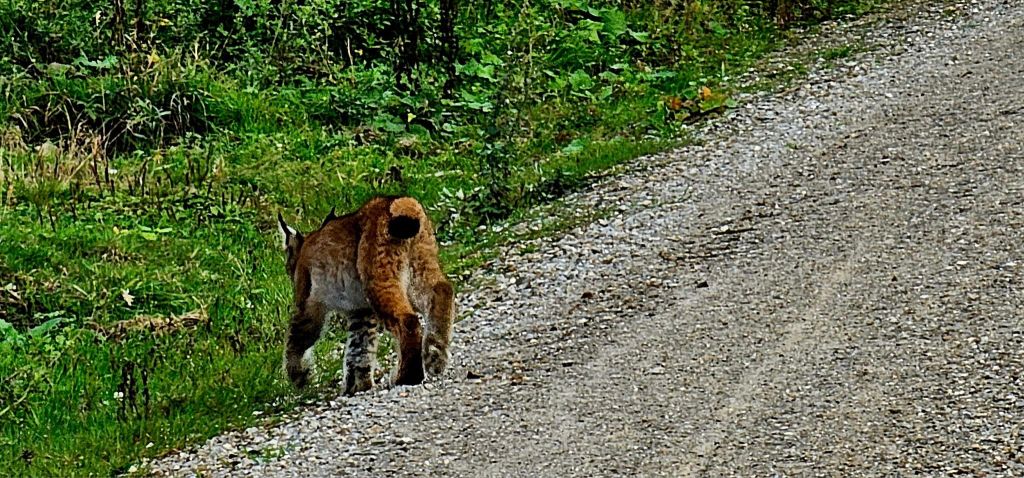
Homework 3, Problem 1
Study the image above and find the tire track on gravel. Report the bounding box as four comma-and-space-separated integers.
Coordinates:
679, 244, 863, 476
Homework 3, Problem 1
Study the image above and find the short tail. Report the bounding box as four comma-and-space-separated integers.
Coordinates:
387, 197, 425, 240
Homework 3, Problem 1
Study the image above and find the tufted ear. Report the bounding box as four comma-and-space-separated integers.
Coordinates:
319, 207, 337, 228
277, 213, 299, 250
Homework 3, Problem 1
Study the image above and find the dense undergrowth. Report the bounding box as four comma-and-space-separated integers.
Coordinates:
1, 0, 879, 474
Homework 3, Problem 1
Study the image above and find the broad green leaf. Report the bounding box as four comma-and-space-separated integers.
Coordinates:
0, 319, 19, 342
408, 124, 431, 137
383, 121, 406, 133
578, 20, 603, 43
627, 29, 650, 43
569, 70, 594, 90
29, 317, 64, 338
601, 9, 628, 38
561, 138, 589, 154
476, 64, 497, 82
460, 91, 494, 112
481, 52, 504, 65
74, 54, 119, 70
709, 21, 729, 37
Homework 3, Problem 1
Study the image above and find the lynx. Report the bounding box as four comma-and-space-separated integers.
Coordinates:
277, 196, 455, 394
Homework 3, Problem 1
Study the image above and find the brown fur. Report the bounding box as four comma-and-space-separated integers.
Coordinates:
278, 196, 455, 393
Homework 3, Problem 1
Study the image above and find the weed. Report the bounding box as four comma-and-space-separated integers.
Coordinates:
822, 45, 854, 60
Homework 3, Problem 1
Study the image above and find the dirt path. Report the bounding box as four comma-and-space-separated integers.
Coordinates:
151, 0, 1024, 475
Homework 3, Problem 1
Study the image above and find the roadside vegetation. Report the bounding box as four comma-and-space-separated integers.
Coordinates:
1, 0, 879, 474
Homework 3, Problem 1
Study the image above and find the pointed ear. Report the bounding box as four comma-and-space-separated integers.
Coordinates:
319, 207, 338, 229
277, 212, 297, 250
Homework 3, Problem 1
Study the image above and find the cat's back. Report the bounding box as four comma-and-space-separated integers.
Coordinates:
300, 213, 368, 311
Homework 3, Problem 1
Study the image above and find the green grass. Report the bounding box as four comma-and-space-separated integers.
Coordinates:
1, 0, 885, 475
822, 45, 855, 60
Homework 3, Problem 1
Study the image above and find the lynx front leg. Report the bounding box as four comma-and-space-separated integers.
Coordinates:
343, 309, 378, 396
368, 280, 424, 386
285, 301, 326, 388
423, 280, 455, 377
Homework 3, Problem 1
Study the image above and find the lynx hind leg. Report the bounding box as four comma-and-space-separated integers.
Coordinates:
368, 280, 424, 386
343, 309, 378, 396
423, 280, 455, 377
285, 301, 327, 389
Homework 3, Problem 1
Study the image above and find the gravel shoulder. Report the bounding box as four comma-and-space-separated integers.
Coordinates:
150, 1, 1024, 476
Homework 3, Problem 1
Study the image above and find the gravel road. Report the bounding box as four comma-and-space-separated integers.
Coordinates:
150, 0, 1024, 476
